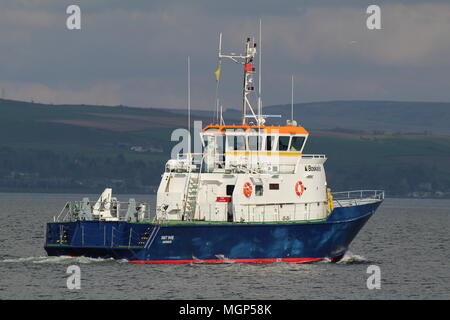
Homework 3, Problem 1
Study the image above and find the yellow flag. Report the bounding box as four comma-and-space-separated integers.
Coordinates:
214, 61, 222, 82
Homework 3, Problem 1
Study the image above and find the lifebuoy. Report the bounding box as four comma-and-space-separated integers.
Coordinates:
295, 181, 305, 196
243, 182, 253, 197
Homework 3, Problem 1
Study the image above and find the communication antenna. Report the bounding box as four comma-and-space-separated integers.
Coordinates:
215, 33, 223, 124
291, 75, 294, 121
220, 104, 225, 125
258, 19, 262, 124
257, 19, 263, 166
187, 56, 191, 156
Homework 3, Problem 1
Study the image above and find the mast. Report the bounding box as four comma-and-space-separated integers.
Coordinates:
241, 39, 248, 124
218, 34, 260, 125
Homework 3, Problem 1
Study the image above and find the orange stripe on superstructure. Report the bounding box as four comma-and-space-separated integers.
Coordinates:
265, 125, 309, 134
202, 124, 309, 135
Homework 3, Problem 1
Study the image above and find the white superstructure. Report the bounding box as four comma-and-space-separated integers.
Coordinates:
156, 32, 335, 223
156, 122, 332, 223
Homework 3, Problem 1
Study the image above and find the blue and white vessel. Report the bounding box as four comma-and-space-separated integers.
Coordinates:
44, 33, 384, 263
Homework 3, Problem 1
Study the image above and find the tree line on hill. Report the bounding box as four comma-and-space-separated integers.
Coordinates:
0, 146, 449, 198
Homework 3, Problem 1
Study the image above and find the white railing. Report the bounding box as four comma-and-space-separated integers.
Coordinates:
300, 154, 326, 159
170, 153, 327, 175
332, 190, 385, 200
55, 201, 71, 221
54, 200, 151, 222
331, 190, 384, 208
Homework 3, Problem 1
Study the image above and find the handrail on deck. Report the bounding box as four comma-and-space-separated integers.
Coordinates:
54, 200, 151, 222
300, 154, 326, 159
55, 201, 70, 222
331, 190, 385, 201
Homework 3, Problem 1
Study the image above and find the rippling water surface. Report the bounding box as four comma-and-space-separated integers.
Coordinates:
0, 193, 448, 299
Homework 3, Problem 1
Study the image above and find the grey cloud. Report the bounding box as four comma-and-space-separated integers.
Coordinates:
0, 1, 449, 108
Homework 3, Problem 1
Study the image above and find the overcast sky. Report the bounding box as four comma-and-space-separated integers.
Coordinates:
1, 0, 450, 110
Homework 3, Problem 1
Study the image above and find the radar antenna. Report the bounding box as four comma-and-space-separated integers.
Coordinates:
218, 34, 263, 125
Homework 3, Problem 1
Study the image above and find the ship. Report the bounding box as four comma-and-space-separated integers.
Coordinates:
44, 32, 384, 263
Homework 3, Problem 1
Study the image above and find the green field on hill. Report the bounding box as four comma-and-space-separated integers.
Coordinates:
305, 132, 450, 197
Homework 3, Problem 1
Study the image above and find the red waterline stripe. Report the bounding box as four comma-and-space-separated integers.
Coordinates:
128, 257, 325, 264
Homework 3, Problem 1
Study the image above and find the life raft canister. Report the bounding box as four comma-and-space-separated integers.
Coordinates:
243, 182, 253, 197
295, 180, 305, 196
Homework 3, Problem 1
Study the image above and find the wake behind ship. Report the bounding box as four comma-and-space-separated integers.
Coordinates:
45, 32, 384, 263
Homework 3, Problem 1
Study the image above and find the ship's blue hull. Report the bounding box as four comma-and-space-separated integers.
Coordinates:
44, 201, 381, 263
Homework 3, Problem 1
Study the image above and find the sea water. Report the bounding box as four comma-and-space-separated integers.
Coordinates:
0, 193, 448, 299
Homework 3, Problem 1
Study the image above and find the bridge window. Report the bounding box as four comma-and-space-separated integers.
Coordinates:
236, 136, 246, 150
277, 136, 290, 151
216, 135, 225, 154
248, 135, 261, 151
227, 135, 246, 151
269, 183, 279, 190
266, 136, 275, 151
290, 136, 305, 151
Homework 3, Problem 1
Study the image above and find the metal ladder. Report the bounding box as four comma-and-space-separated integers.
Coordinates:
183, 176, 199, 220
182, 154, 205, 221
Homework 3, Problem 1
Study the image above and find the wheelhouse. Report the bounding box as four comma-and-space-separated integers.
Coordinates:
200, 124, 310, 173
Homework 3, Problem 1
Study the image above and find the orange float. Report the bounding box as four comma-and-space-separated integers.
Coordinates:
295, 181, 305, 196
243, 182, 253, 197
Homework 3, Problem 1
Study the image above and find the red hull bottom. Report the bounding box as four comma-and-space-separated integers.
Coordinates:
129, 255, 344, 264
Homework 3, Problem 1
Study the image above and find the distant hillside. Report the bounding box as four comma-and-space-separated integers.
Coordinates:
0, 98, 209, 156
264, 101, 450, 135
0, 98, 449, 198
167, 100, 450, 134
